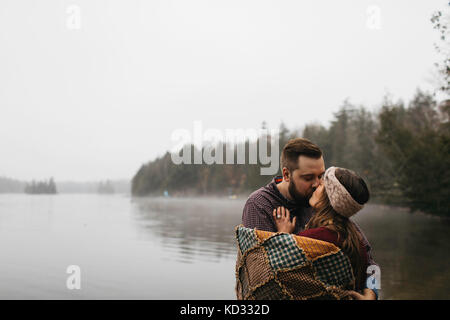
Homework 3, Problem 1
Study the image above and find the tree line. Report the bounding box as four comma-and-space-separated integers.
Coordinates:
132, 3, 450, 217
132, 90, 450, 217
24, 178, 58, 194
0, 177, 25, 193
0, 177, 130, 194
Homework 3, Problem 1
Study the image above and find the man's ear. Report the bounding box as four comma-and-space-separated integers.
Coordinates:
282, 167, 290, 182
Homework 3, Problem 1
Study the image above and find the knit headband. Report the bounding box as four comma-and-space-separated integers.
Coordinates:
323, 166, 364, 218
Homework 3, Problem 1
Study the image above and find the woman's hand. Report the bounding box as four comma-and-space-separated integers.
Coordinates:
273, 207, 297, 234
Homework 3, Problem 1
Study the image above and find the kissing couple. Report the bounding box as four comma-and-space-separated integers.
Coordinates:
236, 138, 379, 300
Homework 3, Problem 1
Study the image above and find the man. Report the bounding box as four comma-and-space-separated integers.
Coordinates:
242, 138, 378, 300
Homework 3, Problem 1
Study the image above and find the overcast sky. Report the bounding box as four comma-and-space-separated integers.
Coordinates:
0, 0, 447, 181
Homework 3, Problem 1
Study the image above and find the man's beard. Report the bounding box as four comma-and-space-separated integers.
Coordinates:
288, 180, 311, 207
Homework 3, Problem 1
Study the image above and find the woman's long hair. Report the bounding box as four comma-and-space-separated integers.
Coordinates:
305, 168, 370, 290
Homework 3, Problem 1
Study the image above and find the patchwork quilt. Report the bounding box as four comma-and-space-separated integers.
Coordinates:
235, 225, 355, 300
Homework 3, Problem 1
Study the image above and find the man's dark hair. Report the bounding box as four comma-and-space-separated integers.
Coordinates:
281, 138, 322, 172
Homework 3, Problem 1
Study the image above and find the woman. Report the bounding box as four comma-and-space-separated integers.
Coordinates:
272, 166, 374, 298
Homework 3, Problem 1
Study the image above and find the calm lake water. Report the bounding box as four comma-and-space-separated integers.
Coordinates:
0, 194, 448, 299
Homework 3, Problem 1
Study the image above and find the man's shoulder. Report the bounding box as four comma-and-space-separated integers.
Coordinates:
242, 182, 279, 232
245, 184, 277, 209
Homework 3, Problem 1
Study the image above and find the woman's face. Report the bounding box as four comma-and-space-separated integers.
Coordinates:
309, 183, 325, 209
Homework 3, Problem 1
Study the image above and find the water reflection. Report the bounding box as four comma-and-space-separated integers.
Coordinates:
132, 197, 450, 299
0, 194, 448, 299
131, 197, 244, 263
353, 205, 450, 299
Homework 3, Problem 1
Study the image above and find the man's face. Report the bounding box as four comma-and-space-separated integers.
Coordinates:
284, 155, 325, 205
